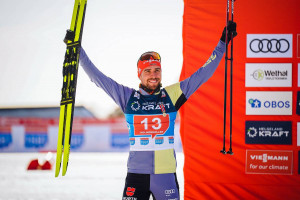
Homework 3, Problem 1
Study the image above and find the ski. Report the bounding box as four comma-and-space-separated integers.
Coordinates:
55, 0, 87, 177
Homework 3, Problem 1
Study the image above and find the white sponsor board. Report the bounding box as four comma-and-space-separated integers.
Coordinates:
246, 91, 292, 115
247, 34, 293, 58
298, 122, 300, 146
245, 63, 292, 87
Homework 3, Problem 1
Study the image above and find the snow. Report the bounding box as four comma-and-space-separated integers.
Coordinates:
0, 152, 184, 199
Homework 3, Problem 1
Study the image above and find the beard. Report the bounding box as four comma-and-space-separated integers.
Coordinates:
139, 80, 162, 94
145, 79, 161, 90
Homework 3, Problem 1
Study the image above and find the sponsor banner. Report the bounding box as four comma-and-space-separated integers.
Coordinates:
246, 150, 293, 175
298, 123, 300, 146
247, 34, 293, 58
245, 121, 292, 145
0, 126, 12, 148
25, 126, 48, 148
70, 134, 84, 150
246, 91, 292, 115
299, 151, 300, 174
111, 134, 130, 148
298, 34, 300, 58
245, 63, 292, 87
297, 92, 300, 115
298, 64, 300, 86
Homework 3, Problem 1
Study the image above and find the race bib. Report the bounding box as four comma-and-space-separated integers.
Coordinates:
133, 114, 170, 138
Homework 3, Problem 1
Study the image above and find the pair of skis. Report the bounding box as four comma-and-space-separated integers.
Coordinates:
55, 0, 87, 177
221, 0, 235, 155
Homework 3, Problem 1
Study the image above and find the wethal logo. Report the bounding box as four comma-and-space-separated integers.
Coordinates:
246, 63, 292, 87
245, 121, 292, 144
251, 69, 264, 81
246, 150, 293, 175
246, 91, 292, 115
247, 34, 292, 58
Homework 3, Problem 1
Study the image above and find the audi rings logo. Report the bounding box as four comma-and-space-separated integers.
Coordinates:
247, 34, 292, 58
250, 39, 290, 53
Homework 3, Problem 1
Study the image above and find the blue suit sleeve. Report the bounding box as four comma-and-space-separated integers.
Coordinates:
180, 40, 226, 99
79, 48, 133, 112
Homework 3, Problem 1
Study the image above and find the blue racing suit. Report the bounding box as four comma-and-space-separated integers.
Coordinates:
79, 40, 225, 200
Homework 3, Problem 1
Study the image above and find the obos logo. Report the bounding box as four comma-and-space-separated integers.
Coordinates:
247, 34, 293, 58
245, 63, 292, 87
245, 121, 292, 144
246, 91, 292, 115
248, 98, 289, 109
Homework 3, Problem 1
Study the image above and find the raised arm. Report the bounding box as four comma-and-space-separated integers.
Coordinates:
180, 40, 226, 99
79, 48, 133, 112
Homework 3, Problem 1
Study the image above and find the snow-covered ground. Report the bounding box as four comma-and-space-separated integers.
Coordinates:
0, 152, 184, 200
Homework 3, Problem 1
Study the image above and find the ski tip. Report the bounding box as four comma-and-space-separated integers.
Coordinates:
62, 168, 67, 176
55, 168, 60, 177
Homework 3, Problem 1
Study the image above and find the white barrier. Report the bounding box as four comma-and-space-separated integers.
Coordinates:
0, 118, 182, 152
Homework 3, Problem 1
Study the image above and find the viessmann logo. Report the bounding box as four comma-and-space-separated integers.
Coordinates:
246, 150, 293, 175
246, 92, 292, 115
247, 34, 293, 58
245, 63, 292, 87
249, 153, 289, 163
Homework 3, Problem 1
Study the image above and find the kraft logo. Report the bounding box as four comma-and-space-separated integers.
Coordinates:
297, 91, 300, 115
247, 127, 289, 138
142, 103, 170, 111
245, 121, 292, 145
247, 127, 257, 138
131, 101, 140, 111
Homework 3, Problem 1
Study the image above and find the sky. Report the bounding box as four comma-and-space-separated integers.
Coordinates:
0, 0, 184, 118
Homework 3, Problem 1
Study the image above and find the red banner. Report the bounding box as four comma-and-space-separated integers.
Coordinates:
180, 0, 300, 199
